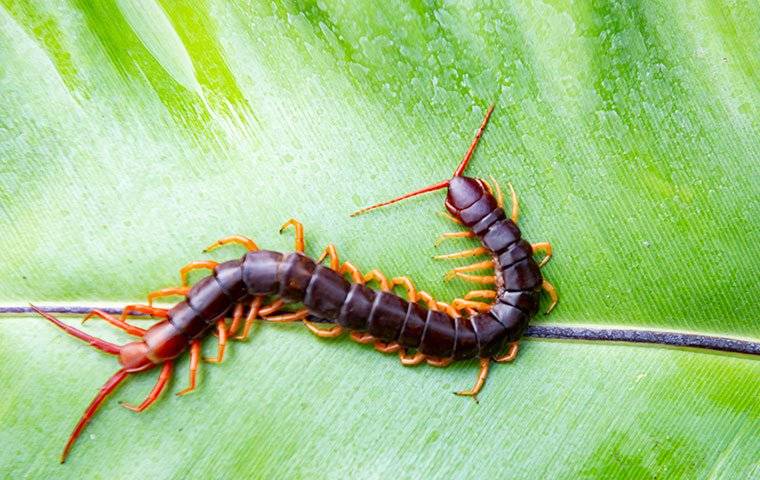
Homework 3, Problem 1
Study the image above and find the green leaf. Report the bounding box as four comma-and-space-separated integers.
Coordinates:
1, 1, 758, 478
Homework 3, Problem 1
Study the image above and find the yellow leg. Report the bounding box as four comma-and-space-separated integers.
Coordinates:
436, 302, 460, 318
180, 261, 218, 286
203, 235, 259, 253
531, 242, 553, 268
451, 273, 496, 285
176, 341, 201, 396
443, 260, 494, 281
205, 319, 229, 363
417, 291, 439, 311
147, 287, 190, 306
433, 246, 489, 260
234, 296, 264, 340
364, 269, 391, 291
391, 276, 418, 302
542, 279, 559, 314
494, 342, 519, 362
508, 182, 519, 223
434, 231, 475, 247
454, 358, 490, 400
280, 218, 305, 253
304, 320, 344, 338
317, 244, 340, 270
375, 341, 401, 353
464, 290, 497, 301
489, 176, 505, 209
399, 350, 426, 366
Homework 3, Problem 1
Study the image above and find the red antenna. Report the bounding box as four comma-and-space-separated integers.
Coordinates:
351, 104, 495, 217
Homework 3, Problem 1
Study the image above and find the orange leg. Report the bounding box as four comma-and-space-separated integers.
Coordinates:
350, 331, 376, 344
374, 341, 401, 353
443, 260, 494, 281
235, 297, 264, 340
464, 290, 497, 301
226, 303, 245, 338
399, 350, 426, 366
364, 269, 391, 291
81, 309, 146, 337
391, 276, 418, 302
450, 273, 496, 285
433, 246, 489, 260
120, 361, 173, 412
494, 342, 519, 363
205, 319, 229, 363
317, 244, 340, 270
203, 235, 259, 253
542, 279, 559, 314
451, 298, 492, 313
118, 304, 168, 323
176, 341, 201, 396
304, 320, 344, 338
489, 176, 505, 209
280, 218, 305, 253
180, 261, 218, 286
340, 261, 364, 284
265, 308, 309, 323
436, 301, 460, 318
147, 287, 190, 306
531, 242, 553, 268
259, 299, 285, 317
434, 231, 475, 247
439, 211, 464, 225
417, 290, 439, 311
454, 358, 490, 400
426, 357, 454, 367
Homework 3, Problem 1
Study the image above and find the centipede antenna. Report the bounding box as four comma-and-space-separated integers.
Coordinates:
60, 369, 129, 463
350, 180, 449, 217
454, 104, 494, 177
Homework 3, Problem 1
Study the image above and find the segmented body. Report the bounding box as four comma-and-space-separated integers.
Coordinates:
34, 104, 557, 462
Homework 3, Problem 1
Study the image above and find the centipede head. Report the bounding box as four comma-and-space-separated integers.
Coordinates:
351, 105, 494, 217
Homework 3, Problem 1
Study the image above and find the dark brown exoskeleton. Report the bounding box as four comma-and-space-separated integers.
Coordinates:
33, 105, 557, 462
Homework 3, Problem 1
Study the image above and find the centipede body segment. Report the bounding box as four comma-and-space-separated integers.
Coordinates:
33, 105, 557, 462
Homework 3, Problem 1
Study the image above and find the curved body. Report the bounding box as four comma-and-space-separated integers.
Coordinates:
34, 104, 556, 462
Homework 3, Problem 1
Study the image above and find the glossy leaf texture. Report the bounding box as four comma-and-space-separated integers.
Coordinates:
0, 1, 758, 478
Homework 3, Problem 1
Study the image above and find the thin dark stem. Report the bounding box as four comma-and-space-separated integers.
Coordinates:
3, 305, 758, 356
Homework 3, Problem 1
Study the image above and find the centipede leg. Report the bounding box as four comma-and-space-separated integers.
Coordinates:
179, 261, 219, 286
508, 182, 519, 223
118, 304, 169, 323
464, 290, 497, 301
30, 305, 120, 355
176, 340, 201, 396
451, 298, 492, 313
280, 218, 306, 253
494, 342, 519, 363
304, 320, 344, 338
399, 350, 426, 366
438, 211, 464, 225
59, 368, 129, 463
391, 276, 418, 302
450, 273, 496, 285
317, 244, 341, 270
374, 341, 401, 353
340, 261, 364, 284
443, 260, 494, 281
426, 357, 454, 367
364, 269, 391, 291
234, 296, 264, 340
531, 242, 553, 268
350, 331, 376, 344
542, 279, 559, 314
264, 308, 310, 323
203, 235, 259, 253
120, 361, 173, 412
146, 287, 190, 306
454, 358, 490, 401
434, 231, 475, 247
205, 318, 230, 363
433, 246, 489, 260
81, 309, 146, 337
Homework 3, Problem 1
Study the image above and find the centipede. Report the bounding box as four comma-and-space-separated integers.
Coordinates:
32, 105, 558, 462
